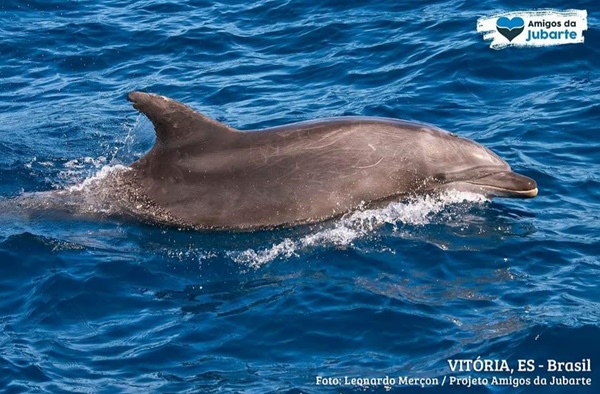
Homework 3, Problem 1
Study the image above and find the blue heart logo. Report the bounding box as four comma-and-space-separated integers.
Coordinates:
496, 17, 525, 30
496, 16, 525, 42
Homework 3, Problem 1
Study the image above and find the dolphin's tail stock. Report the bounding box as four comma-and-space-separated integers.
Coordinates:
0, 165, 136, 224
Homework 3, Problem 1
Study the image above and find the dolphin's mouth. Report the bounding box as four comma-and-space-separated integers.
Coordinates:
463, 171, 538, 198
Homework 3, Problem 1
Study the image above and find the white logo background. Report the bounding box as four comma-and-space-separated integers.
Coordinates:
477, 9, 588, 50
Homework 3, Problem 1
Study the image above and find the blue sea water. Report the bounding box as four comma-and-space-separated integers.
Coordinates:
0, 0, 599, 392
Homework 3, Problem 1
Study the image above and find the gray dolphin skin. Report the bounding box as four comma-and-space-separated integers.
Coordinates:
123, 92, 537, 230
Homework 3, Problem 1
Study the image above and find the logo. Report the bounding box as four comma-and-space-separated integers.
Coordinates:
495, 17, 525, 41
477, 9, 588, 50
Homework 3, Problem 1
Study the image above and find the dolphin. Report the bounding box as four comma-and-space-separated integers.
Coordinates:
122, 92, 537, 230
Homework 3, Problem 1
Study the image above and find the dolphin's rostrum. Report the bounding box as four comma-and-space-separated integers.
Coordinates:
123, 91, 537, 230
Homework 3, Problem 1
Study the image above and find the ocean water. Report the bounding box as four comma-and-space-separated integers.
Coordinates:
0, 0, 599, 392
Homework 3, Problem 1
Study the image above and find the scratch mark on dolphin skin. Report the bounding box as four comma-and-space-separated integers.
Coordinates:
352, 157, 384, 169
368, 143, 376, 151
302, 130, 346, 150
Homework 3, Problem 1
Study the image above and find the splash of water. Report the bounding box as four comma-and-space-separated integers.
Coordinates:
65, 165, 130, 194
229, 191, 488, 268
6, 164, 132, 221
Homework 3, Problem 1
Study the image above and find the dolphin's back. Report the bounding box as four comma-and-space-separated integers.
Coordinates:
126, 92, 440, 229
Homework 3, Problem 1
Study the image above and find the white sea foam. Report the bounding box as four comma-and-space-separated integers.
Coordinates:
66, 164, 129, 193
229, 191, 488, 269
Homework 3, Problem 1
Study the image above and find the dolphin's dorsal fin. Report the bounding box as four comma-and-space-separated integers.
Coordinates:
127, 91, 236, 146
